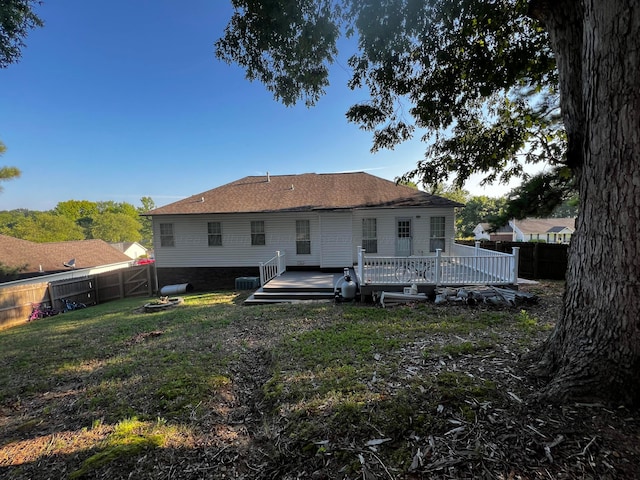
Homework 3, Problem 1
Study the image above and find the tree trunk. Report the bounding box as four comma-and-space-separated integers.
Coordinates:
528, 0, 640, 405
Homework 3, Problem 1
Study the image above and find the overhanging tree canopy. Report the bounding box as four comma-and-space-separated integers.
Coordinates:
217, 0, 640, 406
216, 0, 565, 196
0, 0, 43, 68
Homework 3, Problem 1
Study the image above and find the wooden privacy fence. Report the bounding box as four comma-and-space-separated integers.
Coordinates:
0, 265, 154, 329
458, 240, 568, 280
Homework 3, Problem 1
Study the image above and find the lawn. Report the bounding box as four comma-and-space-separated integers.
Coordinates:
0, 282, 638, 479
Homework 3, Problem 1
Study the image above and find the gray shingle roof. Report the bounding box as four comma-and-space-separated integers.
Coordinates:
514, 218, 576, 234
0, 235, 132, 276
145, 172, 463, 215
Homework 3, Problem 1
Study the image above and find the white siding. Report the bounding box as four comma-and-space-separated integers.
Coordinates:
123, 243, 147, 259
153, 212, 322, 268
473, 225, 490, 240
153, 206, 458, 268
319, 211, 353, 268
352, 207, 457, 261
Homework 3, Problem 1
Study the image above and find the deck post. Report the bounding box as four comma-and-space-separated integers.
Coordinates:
357, 247, 365, 285
276, 251, 283, 276
435, 249, 442, 286
511, 247, 520, 284
474, 241, 481, 275
259, 262, 265, 286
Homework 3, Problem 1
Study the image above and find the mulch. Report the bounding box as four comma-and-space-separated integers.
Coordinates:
2, 281, 639, 479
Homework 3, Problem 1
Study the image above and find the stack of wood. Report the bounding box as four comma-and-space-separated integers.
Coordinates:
434, 286, 537, 307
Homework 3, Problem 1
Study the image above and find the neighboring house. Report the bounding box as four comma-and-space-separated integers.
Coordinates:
473, 223, 514, 242
0, 235, 133, 283
474, 218, 576, 243
512, 218, 576, 243
110, 241, 148, 260
144, 172, 464, 290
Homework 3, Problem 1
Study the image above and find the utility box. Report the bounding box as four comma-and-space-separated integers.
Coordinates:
235, 277, 260, 290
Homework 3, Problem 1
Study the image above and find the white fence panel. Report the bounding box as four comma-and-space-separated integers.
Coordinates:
357, 244, 518, 286
259, 251, 286, 286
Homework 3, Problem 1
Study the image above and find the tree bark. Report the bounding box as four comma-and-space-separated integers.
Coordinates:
528, 0, 640, 405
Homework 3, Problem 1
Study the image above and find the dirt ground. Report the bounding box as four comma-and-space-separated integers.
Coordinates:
2, 281, 639, 479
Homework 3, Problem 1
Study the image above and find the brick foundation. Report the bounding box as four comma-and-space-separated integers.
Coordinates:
156, 267, 261, 292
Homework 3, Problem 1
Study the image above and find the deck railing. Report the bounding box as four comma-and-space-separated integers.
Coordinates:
451, 241, 511, 258
357, 244, 519, 286
259, 250, 286, 286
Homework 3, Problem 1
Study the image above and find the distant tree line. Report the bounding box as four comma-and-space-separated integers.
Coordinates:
0, 197, 156, 248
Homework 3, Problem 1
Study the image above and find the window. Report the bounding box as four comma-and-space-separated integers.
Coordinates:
430, 217, 446, 252
397, 219, 411, 238
362, 218, 377, 253
296, 220, 311, 254
251, 221, 265, 246
159, 223, 174, 247
207, 221, 222, 246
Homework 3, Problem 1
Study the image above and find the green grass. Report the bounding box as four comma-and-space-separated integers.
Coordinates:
0, 290, 554, 478
68, 417, 176, 479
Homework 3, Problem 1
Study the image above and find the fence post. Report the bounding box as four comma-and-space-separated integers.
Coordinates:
435, 249, 442, 286
93, 274, 101, 305
46, 282, 55, 308
533, 242, 540, 279
145, 266, 152, 296
511, 247, 520, 284
118, 270, 125, 299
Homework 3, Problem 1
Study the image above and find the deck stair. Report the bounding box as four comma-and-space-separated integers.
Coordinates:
243, 271, 347, 305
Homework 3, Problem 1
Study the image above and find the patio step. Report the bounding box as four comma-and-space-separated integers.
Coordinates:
243, 270, 357, 305
244, 289, 335, 305
262, 285, 334, 293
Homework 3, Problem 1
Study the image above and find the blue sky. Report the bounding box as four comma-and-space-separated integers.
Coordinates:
1, 0, 508, 211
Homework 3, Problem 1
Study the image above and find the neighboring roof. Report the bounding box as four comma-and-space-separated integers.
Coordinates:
0, 235, 132, 276
145, 172, 464, 216
479, 223, 513, 234
547, 226, 572, 233
110, 242, 147, 253
110, 242, 134, 252
513, 218, 576, 234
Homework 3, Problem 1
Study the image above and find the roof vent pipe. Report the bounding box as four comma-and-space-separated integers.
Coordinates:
291, 184, 294, 190
267, 171, 270, 182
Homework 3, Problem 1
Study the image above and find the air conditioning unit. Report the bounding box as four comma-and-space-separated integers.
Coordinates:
235, 277, 260, 290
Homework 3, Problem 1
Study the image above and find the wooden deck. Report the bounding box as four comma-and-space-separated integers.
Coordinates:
262, 271, 342, 290
244, 268, 528, 305
244, 271, 347, 305
358, 261, 507, 286
356, 245, 519, 288
248, 243, 522, 304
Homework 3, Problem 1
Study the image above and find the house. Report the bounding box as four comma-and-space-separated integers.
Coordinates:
144, 172, 464, 291
110, 241, 149, 260
512, 218, 576, 243
474, 218, 576, 243
473, 223, 514, 242
0, 234, 133, 283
